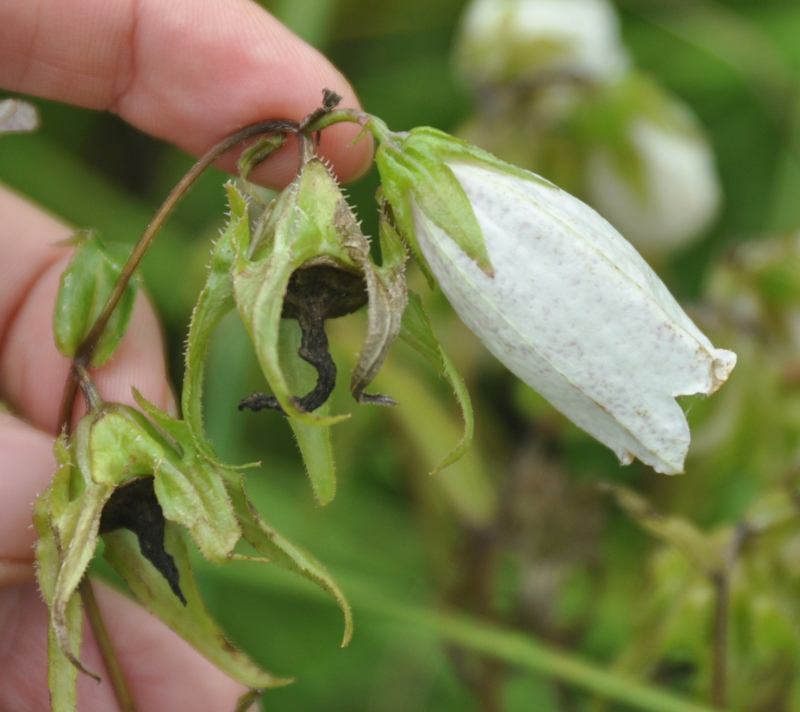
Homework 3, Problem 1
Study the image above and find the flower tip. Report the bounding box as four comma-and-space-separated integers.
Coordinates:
655, 460, 686, 476
615, 442, 686, 476
711, 349, 736, 392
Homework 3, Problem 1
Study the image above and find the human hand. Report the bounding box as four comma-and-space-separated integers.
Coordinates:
0, 0, 370, 709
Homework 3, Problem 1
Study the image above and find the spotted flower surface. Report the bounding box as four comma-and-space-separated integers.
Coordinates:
375, 127, 735, 474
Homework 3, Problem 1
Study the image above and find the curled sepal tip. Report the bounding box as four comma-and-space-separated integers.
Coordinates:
223, 471, 354, 647
350, 203, 408, 405
182, 183, 251, 462
399, 291, 474, 475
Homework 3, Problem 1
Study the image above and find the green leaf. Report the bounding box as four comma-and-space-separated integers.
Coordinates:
53, 231, 138, 367
103, 524, 290, 689
398, 291, 474, 474
183, 183, 247, 459
225, 472, 353, 646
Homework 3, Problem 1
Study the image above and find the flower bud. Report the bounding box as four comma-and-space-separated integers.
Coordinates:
373, 125, 735, 474
581, 79, 721, 254
455, 0, 629, 89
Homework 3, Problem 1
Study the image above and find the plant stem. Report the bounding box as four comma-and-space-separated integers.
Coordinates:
710, 574, 728, 708
711, 524, 748, 708
80, 577, 138, 712
57, 118, 299, 431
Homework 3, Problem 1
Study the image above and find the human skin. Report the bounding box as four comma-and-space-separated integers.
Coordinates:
0, 0, 371, 709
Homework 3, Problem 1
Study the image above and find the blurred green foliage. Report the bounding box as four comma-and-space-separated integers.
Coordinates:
5, 0, 800, 710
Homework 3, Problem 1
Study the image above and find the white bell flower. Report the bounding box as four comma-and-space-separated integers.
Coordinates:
372, 124, 736, 474
584, 116, 721, 255
456, 0, 629, 88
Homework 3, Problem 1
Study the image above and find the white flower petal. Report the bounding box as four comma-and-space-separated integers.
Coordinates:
412, 160, 735, 474
458, 0, 629, 86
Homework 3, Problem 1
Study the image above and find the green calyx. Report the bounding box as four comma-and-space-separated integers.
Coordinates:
231, 142, 408, 425
373, 125, 495, 279
34, 389, 354, 710
371, 122, 559, 282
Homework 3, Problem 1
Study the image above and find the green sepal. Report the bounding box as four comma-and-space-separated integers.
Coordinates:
280, 320, 337, 505
183, 183, 248, 460
35, 425, 113, 678
86, 396, 242, 562
103, 523, 290, 689
53, 231, 138, 366
350, 205, 408, 404
398, 291, 474, 474
224, 471, 354, 646
34, 435, 84, 710
374, 124, 553, 281
130, 391, 242, 563
35, 398, 352, 700
402, 126, 554, 185
233, 247, 332, 424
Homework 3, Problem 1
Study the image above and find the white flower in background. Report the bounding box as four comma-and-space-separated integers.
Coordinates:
583, 114, 721, 255
456, 0, 629, 88
373, 125, 736, 474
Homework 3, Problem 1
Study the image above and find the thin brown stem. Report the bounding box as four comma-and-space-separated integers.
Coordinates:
710, 573, 728, 709
57, 118, 299, 431
72, 362, 104, 411
80, 577, 138, 712
711, 523, 749, 708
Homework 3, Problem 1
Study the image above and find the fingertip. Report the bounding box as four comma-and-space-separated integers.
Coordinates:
91, 582, 251, 711
120, 0, 373, 187
242, 119, 374, 189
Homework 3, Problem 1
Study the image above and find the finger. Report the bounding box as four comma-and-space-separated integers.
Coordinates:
0, 187, 174, 581
0, 412, 57, 573
0, 0, 372, 187
0, 580, 249, 712
0, 187, 173, 433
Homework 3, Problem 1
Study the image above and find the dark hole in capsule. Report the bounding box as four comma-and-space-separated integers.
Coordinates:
239, 262, 367, 414
99, 477, 186, 605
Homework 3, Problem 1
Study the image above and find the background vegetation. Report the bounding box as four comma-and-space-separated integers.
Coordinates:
5, 0, 800, 710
